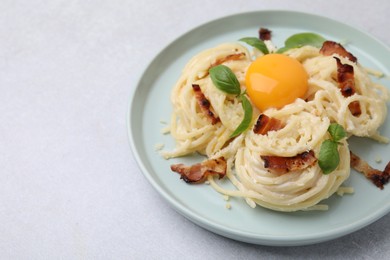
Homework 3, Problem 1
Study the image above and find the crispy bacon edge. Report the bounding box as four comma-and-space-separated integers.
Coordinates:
334, 57, 362, 116
261, 150, 317, 174
350, 151, 390, 189
259, 27, 272, 41
320, 41, 357, 63
192, 84, 220, 125
253, 114, 284, 135
170, 157, 227, 184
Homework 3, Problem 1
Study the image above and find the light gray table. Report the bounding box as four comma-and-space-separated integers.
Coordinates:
1, 0, 389, 259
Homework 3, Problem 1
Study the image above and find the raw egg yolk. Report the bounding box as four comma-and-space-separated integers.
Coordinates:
245, 53, 308, 111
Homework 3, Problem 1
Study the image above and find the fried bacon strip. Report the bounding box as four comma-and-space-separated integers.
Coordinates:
211, 52, 246, 67
171, 157, 227, 184
350, 151, 390, 189
192, 84, 220, 125
259, 27, 272, 41
253, 114, 284, 135
261, 150, 317, 174
334, 57, 362, 116
320, 41, 357, 63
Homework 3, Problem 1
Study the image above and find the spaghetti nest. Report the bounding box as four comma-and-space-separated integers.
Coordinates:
162, 42, 388, 211
163, 43, 251, 158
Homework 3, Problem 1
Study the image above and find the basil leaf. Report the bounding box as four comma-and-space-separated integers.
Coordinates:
209, 65, 241, 95
285, 32, 326, 48
230, 95, 253, 138
277, 32, 326, 53
327, 123, 347, 142
275, 46, 291, 54
239, 37, 269, 54
318, 140, 340, 174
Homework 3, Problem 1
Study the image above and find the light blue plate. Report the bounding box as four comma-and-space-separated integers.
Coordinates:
128, 10, 390, 246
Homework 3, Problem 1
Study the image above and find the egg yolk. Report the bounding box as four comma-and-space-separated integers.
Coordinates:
245, 53, 308, 111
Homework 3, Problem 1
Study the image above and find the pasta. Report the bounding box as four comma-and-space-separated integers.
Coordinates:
162, 33, 389, 212
162, 43, 251, 158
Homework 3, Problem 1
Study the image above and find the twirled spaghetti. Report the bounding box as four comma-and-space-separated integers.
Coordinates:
163, 43, 251, 158
162, 33, 389, 212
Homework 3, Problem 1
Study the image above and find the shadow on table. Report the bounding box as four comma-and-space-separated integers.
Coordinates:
239, 213, 390, 259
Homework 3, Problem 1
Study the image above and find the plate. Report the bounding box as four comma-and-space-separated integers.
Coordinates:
128, 10, 390, 246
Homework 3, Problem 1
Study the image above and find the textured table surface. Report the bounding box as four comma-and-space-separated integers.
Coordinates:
1, 0, 390, 259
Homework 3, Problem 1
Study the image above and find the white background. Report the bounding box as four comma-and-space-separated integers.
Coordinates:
1, 0, 390, 259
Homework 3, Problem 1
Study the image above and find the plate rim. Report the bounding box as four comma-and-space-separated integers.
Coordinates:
127, 10, 390, 246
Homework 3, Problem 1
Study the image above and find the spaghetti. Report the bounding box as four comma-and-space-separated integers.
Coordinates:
162, 34, 389, 212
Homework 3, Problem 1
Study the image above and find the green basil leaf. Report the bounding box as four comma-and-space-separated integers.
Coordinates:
239, 37, 269, 54
318, 140, 340, 174
209, 65, 241, 95
285, 32, 326, 48
275, 46, 291, 54
230, 95, 253, 138
327, 123, 347, 142
277, 32, 326, 53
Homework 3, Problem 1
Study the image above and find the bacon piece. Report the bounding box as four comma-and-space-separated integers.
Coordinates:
211, 52, 246, 67
192, 84, 220, 125
334, 57, 362, 116
335, 57, 356, 97
261, 150, 317, 174
170, 157, 227, 184
320, 41, 357, 63
350, 151, 390, 189
253, 114, 284, 135
259, 28, 272, 41
347, 101, 361, 116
